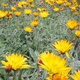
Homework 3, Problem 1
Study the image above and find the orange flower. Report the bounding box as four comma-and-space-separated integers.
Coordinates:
31, 21, 38, 27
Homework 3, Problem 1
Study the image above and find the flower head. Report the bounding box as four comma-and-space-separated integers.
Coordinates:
33, 12, 39, 17
75, 30, 80, 38
0, 10, 6, 18
39, 11, 49, 18
24, 26, 32, 32
53, 6, 59, 12
66, 20, 78, 30
53, 40, 73, 58
38, 52, 71, 75
71, 70, 80, 80
2, 3, 8, 7
30, 20, 38, 27
11, 6, 16, 11
24, 9, 32, 15
47, 73, 68, 80
55, 0, 64, 5
1, 53, 30, 71
14, 11, 21, 17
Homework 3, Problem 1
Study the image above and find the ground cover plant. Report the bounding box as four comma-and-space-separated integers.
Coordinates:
0, 0, 80, 80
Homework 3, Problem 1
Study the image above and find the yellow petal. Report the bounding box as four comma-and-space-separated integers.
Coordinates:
65, 52, 70, 58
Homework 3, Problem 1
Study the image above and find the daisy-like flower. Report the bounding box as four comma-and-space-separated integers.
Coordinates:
33, 12, 38, 17
0, 10, 6, 18
14, 11, 21, 17
66, 20, 78, 30
5, 11, 12, 19
30, 20, 38, 27
38, 52, 71, 75
75, 30, 80, 38
46, 73, 68, 80
55, 0, 64, 5
27, 0, 33, 3
71, 70, 80, 80
1, 53, 30, 71
53, 40, 73, 58
53, 6, 59, 12
39, 11, 49, 18
11, 6, 16, 11
2, 3, 8, 7
24, 26, 32, 32
24, 9, 32, 15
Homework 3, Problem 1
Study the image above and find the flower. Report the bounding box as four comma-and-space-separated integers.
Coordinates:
55, 0, 64, 5
38, 52, 71, 75
75, 30, 80, 38
27, 0, 33, 3
24, 9, 32, 15
5, 11, 12, 19
53, 6, 59, 12
64, 1, 71, 7
14, 11, 21, 17
24, 26, 32, 32
11, 6, 16, 11
17, 1, 27, 8
66, 20, 78, 30
1, 53, 30, 71
33, 12, 38, 17
71, 70, 80, 80
53, 40, 73, 58
0, 10, 6, 18
74, 11, 79, 15
39, 11, 49, 18
2, 3, 8, 7
30, 20, 38, 27
46, 73, 68, 80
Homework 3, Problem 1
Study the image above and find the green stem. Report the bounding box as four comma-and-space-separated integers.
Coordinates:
18, 70, 23, 80
4, 71, 9, 80
13, 71, 16, 80
72, 38, 79, 58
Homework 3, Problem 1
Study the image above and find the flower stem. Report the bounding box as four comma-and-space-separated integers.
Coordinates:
4, 72, 9, 80
18, 70, 23, 80
13, 71, 16, 80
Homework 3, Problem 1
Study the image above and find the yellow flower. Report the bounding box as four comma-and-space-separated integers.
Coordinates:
66, 20, 78, 30
55, 0, 64, 5
5, 11, 12, 19
1, 53, 30, 71
17, 1, 27, 8
24, 26, 32, 32
0, 10, 6, 18
30, 21, 38, 27
53, 6, 59, 12
14, 11, 21, 17
27, 0, 33, 3
37, 8, 41, 11
2, 3, 8, 7
30, 4, 34, 8
70, 6, 77, 12
53, 40, 73, 58
71, 70, 80, 80
64, 1, 71, 7
46, 73, 68, 80
33, 12, 39, 17
38, 52, 71, 75
11, 6, 16, 11
24, 9, 32, 15
39, 11, 49, 18
75, 30, 80, 38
